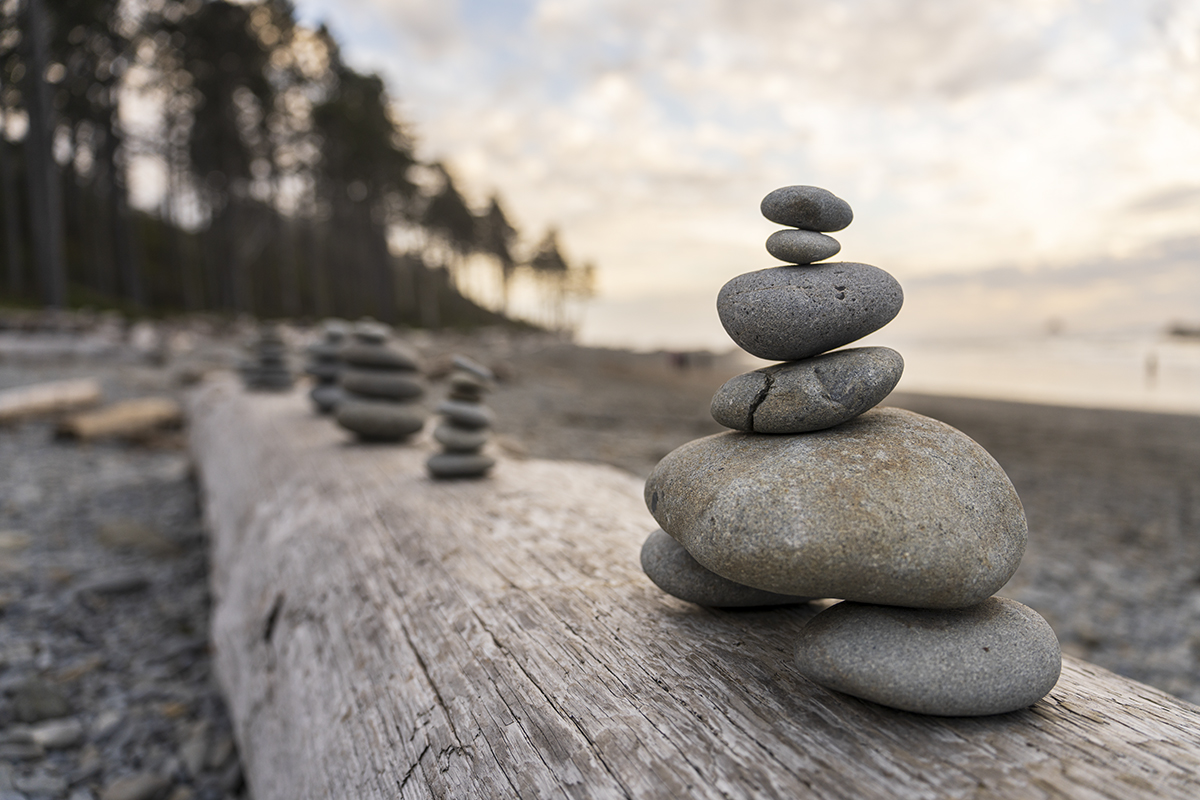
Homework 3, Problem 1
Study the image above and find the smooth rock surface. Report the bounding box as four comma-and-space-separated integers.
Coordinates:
710, 347, 903, 433
794, 597, 1062, 716
644, 407, 1027, 607
433, 423, 489, 452
341, 369, 423, 400
640, 528, 815, 607
340, 343, 418, 371
761, 186, 853, 232
717, 263, 903, 361
436, 400, 493, 429
427, 452, 495, 478
336, 399, 425, 441
309, 383, 341, 414
765, 229, 841, 264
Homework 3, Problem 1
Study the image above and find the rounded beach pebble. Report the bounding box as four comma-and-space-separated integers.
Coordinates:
436, 400, 494, 429
428, 452, 496, 478
434, 423, 489, 452
710, 347, 903, 433
761, 186, 853, 232
644, 407, 1027, 608
640, 529, 816, 608
336, 399, 425, 441
341, 343, 419, 371
717, 263, 903, 361
765, 229, 841, 264
341, 369, 423, 400
794, 597, 1062, 716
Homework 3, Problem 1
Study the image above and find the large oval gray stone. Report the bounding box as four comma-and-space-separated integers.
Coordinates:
341, 368, 423, 400
717, 264, 903, 361
765, 229, 841, 264
794, 597, 1062, 716
644, 408, 1027, 608
761, 186, 853, 232
710, 347, 903, 433
341, 343, 419, 371
336, 399, 425, 441
434, 422, 489, 452
427, 452, 495, 478
641, 529, 816, 608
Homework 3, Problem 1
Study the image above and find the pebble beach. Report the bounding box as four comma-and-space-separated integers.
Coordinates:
2, 322, 1199, 797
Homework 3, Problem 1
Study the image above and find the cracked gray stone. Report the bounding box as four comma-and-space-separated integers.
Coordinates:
794, 597, 1062, 716
760, 186, 853, 231
644, 407, 1027, 608
710, 347, 903, 433
640, 529, 816, 607
717, 263, 903, 361
765, 229, 841, 264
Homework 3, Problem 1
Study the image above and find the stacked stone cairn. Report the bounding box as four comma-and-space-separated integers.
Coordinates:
239, 323, 293, 391
427, 356, 496, 478
305, 319, 349, 414
334, 322, 426, 442
641, 185, 1062, 716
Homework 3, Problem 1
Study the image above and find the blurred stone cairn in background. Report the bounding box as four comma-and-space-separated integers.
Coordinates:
238, 323, 293, 391
427, 356, 496, 479
305, 319, 349, 414
334, 321, 426, 442
640, 186, 1062, 716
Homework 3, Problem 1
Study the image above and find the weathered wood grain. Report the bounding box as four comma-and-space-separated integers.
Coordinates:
0, 377, 101, 424
189, 377, 1200, 800
57, 396, 182, 439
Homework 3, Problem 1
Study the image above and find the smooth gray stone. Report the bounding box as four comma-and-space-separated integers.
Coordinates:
436, 400, 493, 429
761, 186, 853, 232
427, 452, 495, 478
305, 362, 339, 381
450, 372, 488, 394
340, 342, 419, 371
453, 355, 495, 383
309, 383, 342, 414
336, 399, 424, 441
710, 347, 903, 433
765, 229, 841, 264
10, 679, 71, 723
641, 529, 816, 608
794, 597, 1062, 716
434, 422, 488, 452
341, 368, 423, 400
717, 263, 903, 361
644, 407, 1027, 608
353, 321, 391, 344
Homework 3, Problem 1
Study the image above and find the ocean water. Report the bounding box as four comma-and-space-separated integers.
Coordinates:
885, 334, 1200, 415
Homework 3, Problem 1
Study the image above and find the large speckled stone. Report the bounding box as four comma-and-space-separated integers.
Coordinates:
710, 347, 903, 433
644, 408, 1027, 608
761, 186, 853, 232
717, 263, 903, 361
336, 399, 425, 441
640, 529, 816, 608
765, 229, 841, 264
794, 597, 1062, 716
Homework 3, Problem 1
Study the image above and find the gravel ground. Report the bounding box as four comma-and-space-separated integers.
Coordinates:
2, 324, 1198, 800
0, 349, 247, 800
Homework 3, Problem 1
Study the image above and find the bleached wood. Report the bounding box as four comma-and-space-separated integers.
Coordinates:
0, 378, 101, 424
57, 397, 182, 439
189, 376, 1200, 800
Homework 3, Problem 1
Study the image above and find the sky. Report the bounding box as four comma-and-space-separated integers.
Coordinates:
290, 0, 1200, 350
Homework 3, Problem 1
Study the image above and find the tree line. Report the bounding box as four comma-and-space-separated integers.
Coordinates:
0, 0, 594, 330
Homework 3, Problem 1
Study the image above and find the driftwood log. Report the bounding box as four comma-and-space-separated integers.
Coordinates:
0, 378, 101, 424
189, 377, 1200, 800
57, 396, 183, 440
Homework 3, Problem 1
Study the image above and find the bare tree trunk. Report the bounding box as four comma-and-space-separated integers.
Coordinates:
307, 221, 329, 319
0, 123, 23, 298
23, 0, 68, 308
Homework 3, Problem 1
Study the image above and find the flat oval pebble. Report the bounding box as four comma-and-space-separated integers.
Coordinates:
761, 186, 853, 232
717, 263, 903, 361
710, 347, 903, 433
765, 229, 841, 264
794, 597, 1062, 716
340, 343, 419, 371
641, 529, 816, 608
436, 400, 493, 429
434, 422, 489, 452
427, 452, 495, 478
644, 407, 1027, 608
341, 369, 423, 400
309, 384, 342, 414
336, 399, 425, 441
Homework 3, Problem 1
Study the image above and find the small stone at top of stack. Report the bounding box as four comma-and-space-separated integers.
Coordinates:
334, 321, 426, 442
240, 323, 293, 391
427, 355, 496, 479
305, 319, 349, 414
639, 184, 1061, 717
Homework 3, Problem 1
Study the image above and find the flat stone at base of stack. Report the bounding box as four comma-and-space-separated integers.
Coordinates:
794, 597, 1063, 716
427, 356, 496, 479
640, 529, 815, 608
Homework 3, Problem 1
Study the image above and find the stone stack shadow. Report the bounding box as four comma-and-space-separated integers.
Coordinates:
641, 185, 1061, 716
